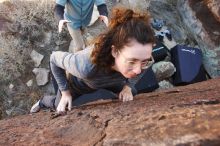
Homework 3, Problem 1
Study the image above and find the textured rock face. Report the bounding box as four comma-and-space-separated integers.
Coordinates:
206, 0, 220, 23
148, 0, 189, 44
1, 78, 220, 146
177, 0, 220, 77
143, 0, 220, 77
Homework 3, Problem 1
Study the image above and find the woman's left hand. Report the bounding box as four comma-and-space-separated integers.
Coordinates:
119, 85, 133, 102
99, 15, 108, 27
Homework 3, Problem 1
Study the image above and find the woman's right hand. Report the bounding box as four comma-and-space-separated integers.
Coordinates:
57, 90, 72, 113
58, 20, 71, 33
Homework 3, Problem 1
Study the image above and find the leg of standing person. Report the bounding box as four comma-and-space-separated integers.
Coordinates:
67, 24, 86, 53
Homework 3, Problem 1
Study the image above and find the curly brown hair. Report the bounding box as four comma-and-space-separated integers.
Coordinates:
90, 7, 155, 72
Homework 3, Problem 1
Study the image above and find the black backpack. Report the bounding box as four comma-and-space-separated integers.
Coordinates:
152, 41, 170, 62
171, 45, 208, 85
135, 67, 159, 93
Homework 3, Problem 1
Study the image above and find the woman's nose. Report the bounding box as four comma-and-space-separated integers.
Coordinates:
132, 65, 142, 75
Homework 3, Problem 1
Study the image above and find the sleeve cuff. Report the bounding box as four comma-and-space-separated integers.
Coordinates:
56, 0, 66, 6
97, 4, 108, 17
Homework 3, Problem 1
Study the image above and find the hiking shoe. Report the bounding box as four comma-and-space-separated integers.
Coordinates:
30, 100, 41, 113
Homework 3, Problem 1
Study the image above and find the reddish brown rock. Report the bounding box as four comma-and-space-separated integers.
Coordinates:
1, 78, 220, 146
188, 0, 220, 47
205, 0, 220, 23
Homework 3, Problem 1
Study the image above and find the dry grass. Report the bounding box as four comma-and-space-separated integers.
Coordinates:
0, 0, 63, 119
0, 0, 57, 82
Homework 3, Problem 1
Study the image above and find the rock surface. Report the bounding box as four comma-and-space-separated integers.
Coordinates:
177, 0, 220, 77
1, 78, 220, 146
152, 61, 176, 82
30, 50, 44, 67
32, 68, 50, 86
206, 0, 220, 23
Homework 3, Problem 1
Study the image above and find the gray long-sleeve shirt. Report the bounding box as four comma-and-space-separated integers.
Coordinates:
50, 47, 143, 96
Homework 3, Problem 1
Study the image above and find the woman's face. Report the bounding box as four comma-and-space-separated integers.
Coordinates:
112, 39, 153, 79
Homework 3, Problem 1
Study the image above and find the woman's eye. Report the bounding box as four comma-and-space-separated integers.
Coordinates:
128, 61, 136, 65
141, 61, 148, 65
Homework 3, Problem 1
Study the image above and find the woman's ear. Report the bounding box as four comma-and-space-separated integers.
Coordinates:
111, 45, 118, 58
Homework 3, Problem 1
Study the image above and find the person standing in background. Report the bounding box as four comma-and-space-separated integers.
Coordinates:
54, 0, 109, 53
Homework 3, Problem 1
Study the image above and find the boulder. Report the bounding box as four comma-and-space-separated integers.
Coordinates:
26, 79, 33, 87
32, 68, 49, 86
158, 80, 174, 90
1, 78, 220, 145
152, 61, 176, 82
30, 50, 44, 67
